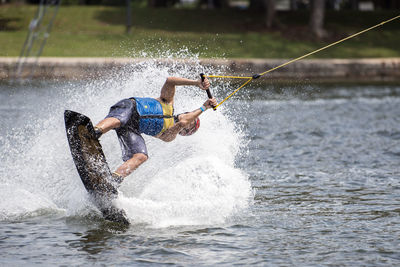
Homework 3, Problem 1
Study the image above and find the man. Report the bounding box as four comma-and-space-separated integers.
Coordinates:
94, 76, 216, 186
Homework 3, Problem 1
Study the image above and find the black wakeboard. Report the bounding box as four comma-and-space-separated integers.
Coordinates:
64, 110, 129, 225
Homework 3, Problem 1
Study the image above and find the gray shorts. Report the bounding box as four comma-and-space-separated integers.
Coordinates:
105, 99, 148, 161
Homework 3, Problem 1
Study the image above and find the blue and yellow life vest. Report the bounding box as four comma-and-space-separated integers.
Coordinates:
134, 97, 174, 136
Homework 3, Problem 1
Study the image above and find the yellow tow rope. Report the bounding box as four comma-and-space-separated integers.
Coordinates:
207, 14, 400, 110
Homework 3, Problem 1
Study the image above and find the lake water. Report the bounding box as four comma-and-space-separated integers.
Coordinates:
1, 65, 399, 266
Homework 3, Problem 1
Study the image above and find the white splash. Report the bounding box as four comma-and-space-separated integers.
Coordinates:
0, 51, 252, 226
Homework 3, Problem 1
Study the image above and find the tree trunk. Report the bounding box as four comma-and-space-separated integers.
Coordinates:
372, 0, 384, 9
249, 0, 266, 10
350, 0, 359, 10
309, 0, 326, 39
290, 0, 297, 10
374, 0, 400, 9
264, 0, 275, 28
148, 0, 168, 8
212, 0, 229, 8
393, 0, 400, 9
126, 0, 132, 34
198, 0, 228, 9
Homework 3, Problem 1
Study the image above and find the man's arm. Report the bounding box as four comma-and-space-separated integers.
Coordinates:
157, 98, 216, 142
159, 77, 210, 105
157, 120, 194, 142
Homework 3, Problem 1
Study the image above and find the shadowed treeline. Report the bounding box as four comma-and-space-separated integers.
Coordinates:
0, 3, 399, 58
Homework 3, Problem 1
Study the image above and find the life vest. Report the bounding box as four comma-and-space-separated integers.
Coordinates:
134, 97, 174, 136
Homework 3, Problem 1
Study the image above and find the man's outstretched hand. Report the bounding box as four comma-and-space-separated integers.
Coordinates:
203, 98, 217, 110
198, 77, 210, 90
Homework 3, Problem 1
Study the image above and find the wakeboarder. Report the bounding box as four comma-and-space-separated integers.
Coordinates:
93, 76, 216, 186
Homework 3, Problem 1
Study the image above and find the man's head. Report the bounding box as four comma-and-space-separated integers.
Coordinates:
179, 118, 200, 136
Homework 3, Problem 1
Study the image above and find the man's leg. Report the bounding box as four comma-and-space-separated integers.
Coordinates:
115, 153, 148, 178
95, 117, 121, 135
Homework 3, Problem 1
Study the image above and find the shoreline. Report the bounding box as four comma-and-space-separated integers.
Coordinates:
1, 57, 400, 82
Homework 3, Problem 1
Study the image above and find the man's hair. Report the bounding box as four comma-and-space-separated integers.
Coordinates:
179, 117, 200, 136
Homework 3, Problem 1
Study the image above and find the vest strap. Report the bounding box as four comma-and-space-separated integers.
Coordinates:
140, 115, 174, 119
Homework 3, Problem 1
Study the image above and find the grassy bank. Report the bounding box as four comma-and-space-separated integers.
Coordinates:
0, 4, 399, 58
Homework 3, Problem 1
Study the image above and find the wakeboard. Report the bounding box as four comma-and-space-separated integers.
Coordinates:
64, 110, 129, 225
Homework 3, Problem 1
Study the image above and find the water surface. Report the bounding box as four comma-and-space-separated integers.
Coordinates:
1, 78, 399, 266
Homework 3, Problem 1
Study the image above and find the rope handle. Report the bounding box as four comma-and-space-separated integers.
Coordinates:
200, 73, 216, 110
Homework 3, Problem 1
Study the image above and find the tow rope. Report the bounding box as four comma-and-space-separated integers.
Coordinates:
205, 14, 400, 110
